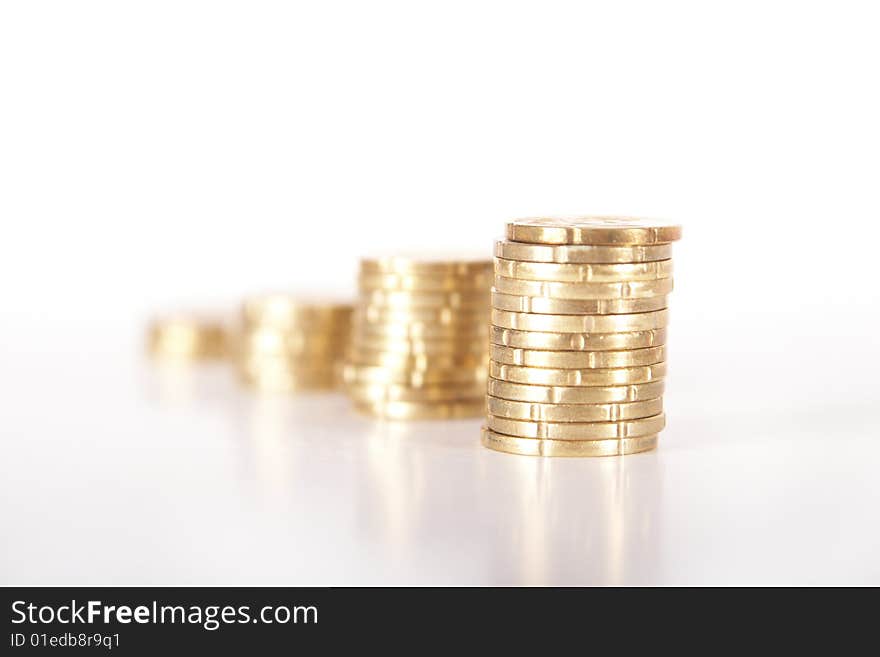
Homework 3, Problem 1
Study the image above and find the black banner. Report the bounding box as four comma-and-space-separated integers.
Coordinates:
1, 586, 662, 652
1, 586, 863, 652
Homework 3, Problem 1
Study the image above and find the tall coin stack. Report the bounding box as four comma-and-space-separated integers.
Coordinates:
483, 217, 682, 457
236, 294, 353, 392
345, 256, 492, 419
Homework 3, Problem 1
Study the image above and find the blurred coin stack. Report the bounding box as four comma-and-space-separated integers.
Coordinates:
147, 312, 230, 361
236, 294, 353, 392
483, 217, 681, 457
345, 257, 492, 419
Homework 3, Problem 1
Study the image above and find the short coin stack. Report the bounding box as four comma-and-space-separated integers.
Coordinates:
236, 294, 353, 392
147, 312, 230, 361
345, 256, 492, 419
483, 217, 682, 457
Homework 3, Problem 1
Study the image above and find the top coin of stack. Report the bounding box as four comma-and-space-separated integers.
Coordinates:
147, 312, 230, 361
345, 256, 492, 419
236, 294, 353, 392
483, 216, 681, 457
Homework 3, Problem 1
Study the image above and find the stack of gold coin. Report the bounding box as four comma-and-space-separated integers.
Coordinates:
236, 294, 353, 392
147, 312, 230, 361
345, 256, 492, 419
483, 217, 682, 457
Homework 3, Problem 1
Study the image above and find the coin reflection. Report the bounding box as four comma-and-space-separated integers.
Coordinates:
233, 392, 352, 503
359, 420, 426, 559
141, 359, 233, 407
481, 450, 662, 585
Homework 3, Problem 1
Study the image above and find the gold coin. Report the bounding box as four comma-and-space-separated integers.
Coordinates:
363, 288, 489, 309
357, 321, 488, 341
486, 412, 665, 440
490, 344, 665, 368
481, 428, 658, 457
242, 294, 352, 328
237, 357, 345, 376
490, 326, 666, 351
506, 216, 682, 245
495, 258, 673, 283
239, 367, 338, 392
491, 290, 667, 315
350, 335, 487, 356
242, 378, 338, 393
348, 349, 486, 370
491, 309, 668, 333
487, 378, 665, 404
347, 382, 486, 403
239, 329, 349, 356
147, 313, 229, 360
360, 256, 492, 275
238, 357, 336, 377
495, 241, 672, 263
489, 360, 666, 386
355, 304, 488, 325
493, 276, 673, 300
354, 399, 485, 420
487, 395, 663, 422
359, 272, 492, 292
343, 363, 486, 386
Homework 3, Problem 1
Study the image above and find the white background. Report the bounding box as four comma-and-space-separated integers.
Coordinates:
1, 1, 879, 584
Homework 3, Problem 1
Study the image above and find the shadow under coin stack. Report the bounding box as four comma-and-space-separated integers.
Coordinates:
345, 257, 492, 419
483, 217, 682, 457
236, 294, 353, 392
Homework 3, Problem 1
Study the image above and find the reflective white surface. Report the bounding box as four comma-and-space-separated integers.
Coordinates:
2, 325, 879, 586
